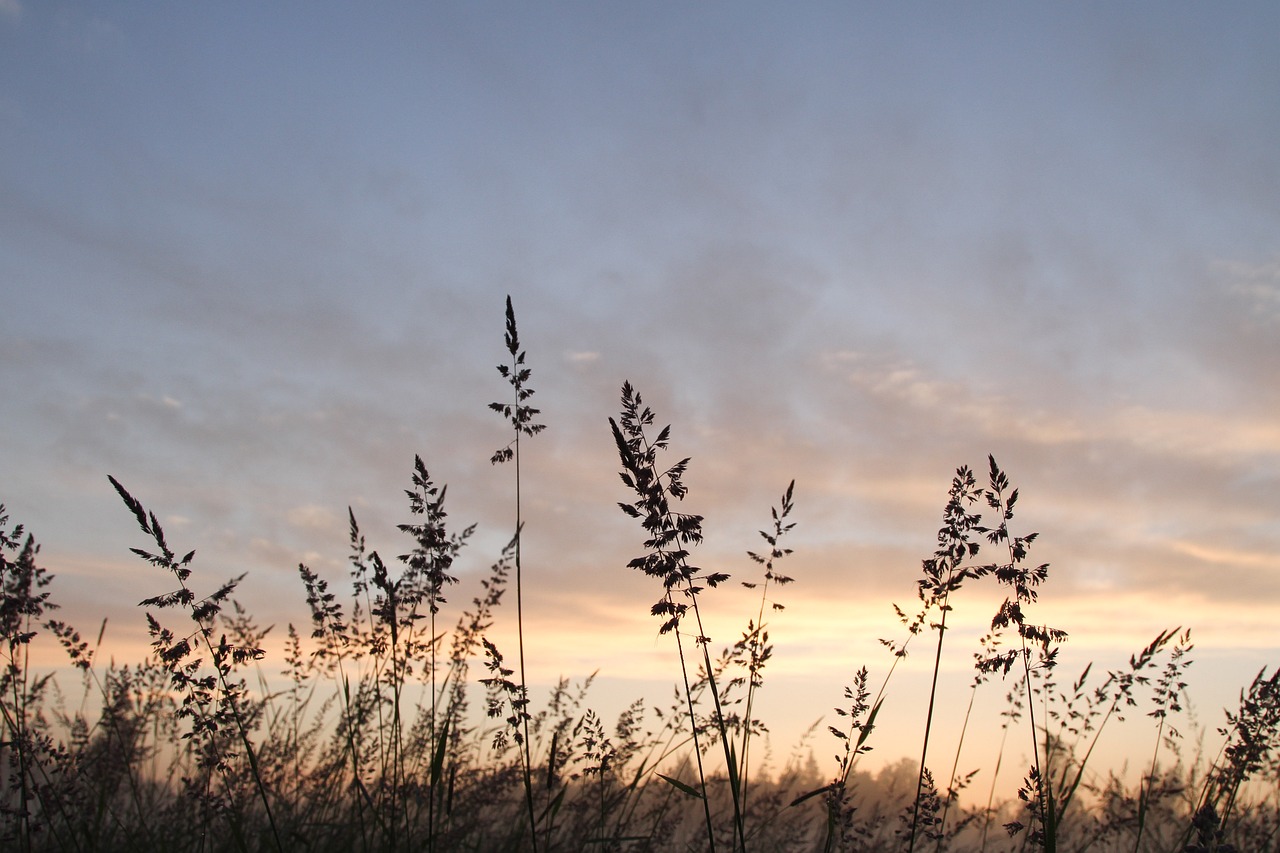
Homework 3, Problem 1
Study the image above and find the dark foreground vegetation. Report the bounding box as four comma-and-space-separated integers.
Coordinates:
3, 299, 1278, 852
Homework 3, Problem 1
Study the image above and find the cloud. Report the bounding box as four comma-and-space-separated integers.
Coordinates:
1220, 256, 1280, 327
819, 345, 1280, 468
818, 348, 1087, 449
0, 0, 19, 23
1110, 405, 1280, 462
286, 504, 343, 532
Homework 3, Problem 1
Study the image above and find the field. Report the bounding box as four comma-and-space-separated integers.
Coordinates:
2, 300, 1277, 853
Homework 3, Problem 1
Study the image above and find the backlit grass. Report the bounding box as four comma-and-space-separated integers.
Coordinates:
2, 299, 1277, 852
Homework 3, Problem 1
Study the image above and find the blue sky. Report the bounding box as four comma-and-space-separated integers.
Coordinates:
3, 1, 1279, 783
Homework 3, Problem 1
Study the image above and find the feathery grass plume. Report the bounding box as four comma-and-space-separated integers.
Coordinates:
108, 476, 283, 853
808, 463, 983, 853
0, 504, 73, 853
806, 665, 880, 849
295, 457, 472, 852
900, 766, 942, 846
825, 465, 986, 850
296, 540, 386, 846
489, 294, 545, 850
1037, 627, 1182, 835
610, 380, 746, 852
1185, 802, 1237, 853
433, 532, 513, 826
971, 455, 1066, 850
1133, 627, 1193, 851
733, 480, 796, 821
908, 463, 984, 852
298, 560, 349, 665
575, 707, 616, 845
1003, 765, 1047, 843
1193, 667, 1280, 844
973, 455, 1065, 676
479, 637, 529, 758
393, 455, 473, 848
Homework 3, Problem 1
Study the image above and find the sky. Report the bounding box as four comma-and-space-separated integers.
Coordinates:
3, 1, 1279, 790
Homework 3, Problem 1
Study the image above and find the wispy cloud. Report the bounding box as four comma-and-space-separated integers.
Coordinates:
1221, 256, 1280, 327
286, 504, 342, 532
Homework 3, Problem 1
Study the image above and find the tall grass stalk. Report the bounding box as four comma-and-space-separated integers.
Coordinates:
1133, 627, 1192, 851
397, 456, 470, 850
298, 522, 382, 846
0, 505, 65, 853
736, 479, 796, 820
1189, 667, 1280, 846
812, 571, 943, 850
611, 381, 747, 852
1037, 627, 1182, 841
812, 666, 882, 849
490, 294, 546, 849
973, 456, 1066, 849
980, 678, 1024, 850
108, 476, 285, 853
938, 668, 984, 848
908, 464, 983, 852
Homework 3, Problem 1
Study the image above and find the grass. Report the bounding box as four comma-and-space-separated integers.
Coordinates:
2, 297, 1279, 851
488, 294, 546, 851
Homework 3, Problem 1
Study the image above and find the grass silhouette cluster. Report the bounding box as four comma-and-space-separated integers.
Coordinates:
2, 299, 1278, 852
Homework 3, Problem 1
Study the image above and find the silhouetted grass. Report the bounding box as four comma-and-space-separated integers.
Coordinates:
489, 294, 545, 851
2, 299, 1278, 852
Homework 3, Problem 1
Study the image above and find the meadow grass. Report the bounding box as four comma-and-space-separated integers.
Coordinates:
2, 299, 1279, 852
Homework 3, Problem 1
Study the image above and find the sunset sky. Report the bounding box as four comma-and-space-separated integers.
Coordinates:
3, 2, 1279, 786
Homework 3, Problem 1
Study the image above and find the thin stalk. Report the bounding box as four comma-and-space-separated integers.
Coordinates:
688, 590, 748, 851
609, 384, 745, 851
490, 296, 545, 850
597, 753, 607, 847
194, 597, 285, 853
739, 607, 766, 818
1134, 715, 1166, 853
514, 431, 538, 851
738, 480, 795, 823
979, 457, 1063, 851
82, 649, 162, 850
354, 548, 392, 823
635, 430, 746, 852
3, 645, 34, 853
672, 602, 718, 853
109, 477, 284, 853
340, 669, 380, 851
427, 595, 439, 853
938, 678, 980, 849
819, 619, 919, 853
908, 464, 982, 851
909, 592, 952, 853
1020, 636, 1050, 849
980, 686, 1020, 851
